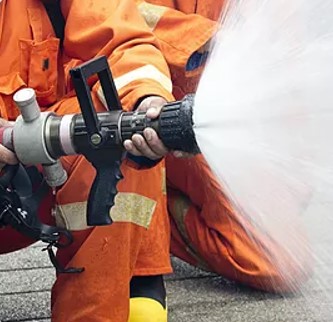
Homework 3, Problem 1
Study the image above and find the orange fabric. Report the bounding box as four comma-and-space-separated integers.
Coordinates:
166, 154, 313, 293
0, 0, 173, 321
51, 155, 171, 322
146, 0, 225, 21
135, 0, 221, 99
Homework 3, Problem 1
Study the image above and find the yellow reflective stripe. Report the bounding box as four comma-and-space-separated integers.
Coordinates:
170, 194, 191, 241
169, 194, 210, 270
137, 2, 167, 31
55, 193, 157, 231
55, 201, 88, 231
110, 193, 156, 228
161, 166, 166, 195
97, 64, 172, 107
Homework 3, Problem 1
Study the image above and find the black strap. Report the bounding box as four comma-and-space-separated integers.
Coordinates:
43, 0, 65, 48
0, 164, 83, 274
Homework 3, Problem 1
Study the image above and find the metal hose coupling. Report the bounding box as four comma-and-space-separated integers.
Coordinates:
11, 88, 67, 188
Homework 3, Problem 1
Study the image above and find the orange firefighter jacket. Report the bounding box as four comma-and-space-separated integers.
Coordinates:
0, 0, 173, 119
145, 0, 225, 20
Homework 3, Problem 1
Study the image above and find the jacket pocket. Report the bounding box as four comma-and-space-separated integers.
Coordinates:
19, 37, 60, 107
0, 73, 26, 120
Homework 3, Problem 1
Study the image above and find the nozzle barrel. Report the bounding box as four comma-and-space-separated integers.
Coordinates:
46, 94, 200, 157
120, 94, 200, 154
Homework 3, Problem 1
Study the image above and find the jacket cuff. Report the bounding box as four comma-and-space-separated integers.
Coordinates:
126, 153, 162, 169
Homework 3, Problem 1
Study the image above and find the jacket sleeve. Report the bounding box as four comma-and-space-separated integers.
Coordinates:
135, 0, 218, 70
59, 0, 173, 112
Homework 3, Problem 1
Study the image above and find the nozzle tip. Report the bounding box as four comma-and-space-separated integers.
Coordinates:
159, 94, 200, 154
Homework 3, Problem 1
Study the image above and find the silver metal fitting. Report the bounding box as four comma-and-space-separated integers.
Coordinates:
13, 88, 41, 122
43, 161, 68, 187
12, 88, 68, 187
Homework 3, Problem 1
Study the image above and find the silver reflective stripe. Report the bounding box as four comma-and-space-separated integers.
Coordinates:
137, 2, 167, 31
169, 193, 210, 270
55, 192, 156, 231
55, 201, 89, 231
97, 64, 172, 107
110, 193, 156, 228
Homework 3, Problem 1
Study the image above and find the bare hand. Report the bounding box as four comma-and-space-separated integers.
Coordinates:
123, 96, 169, 160
0, 118, 18, 166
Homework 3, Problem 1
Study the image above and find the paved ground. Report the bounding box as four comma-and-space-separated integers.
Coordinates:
1, 192, 333, 322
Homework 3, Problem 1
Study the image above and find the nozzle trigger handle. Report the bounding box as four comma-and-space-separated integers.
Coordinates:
69, 56, 124, 226
87, 160, 123, 226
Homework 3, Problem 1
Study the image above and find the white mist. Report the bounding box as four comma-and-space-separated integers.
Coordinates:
193, 0, 333, 316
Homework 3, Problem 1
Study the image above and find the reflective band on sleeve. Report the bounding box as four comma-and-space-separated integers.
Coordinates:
115, 65, 172, 92
137, 2, 167, 31
55, 192, 156, 231
97, 64, 172, 107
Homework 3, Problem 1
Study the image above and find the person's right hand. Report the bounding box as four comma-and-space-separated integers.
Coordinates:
0, 118, 18, 166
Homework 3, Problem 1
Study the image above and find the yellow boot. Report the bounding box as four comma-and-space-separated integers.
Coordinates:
129, 297, 167, 322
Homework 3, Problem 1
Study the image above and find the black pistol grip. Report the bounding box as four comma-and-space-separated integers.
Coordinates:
87, 160, 123, 226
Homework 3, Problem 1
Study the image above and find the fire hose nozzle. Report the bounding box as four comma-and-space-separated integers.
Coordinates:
5, 57, 200, 227
120, 94, 200, 154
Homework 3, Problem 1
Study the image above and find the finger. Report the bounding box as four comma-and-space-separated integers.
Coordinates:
143, 128, 168, 156
0, 145, 18, 164
0, 118, 13, 127
137, 96, 166, 113
145, 106, 160, 119
124, 137, 160, 159
123, 139, 142, 156
131, 134, 162, 160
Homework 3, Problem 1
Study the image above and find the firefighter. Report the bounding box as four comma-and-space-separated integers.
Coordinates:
0, 0, 174, 320
135, 0, 313, 294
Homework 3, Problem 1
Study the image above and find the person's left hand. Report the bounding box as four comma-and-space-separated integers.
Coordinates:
123, 96, 169, 160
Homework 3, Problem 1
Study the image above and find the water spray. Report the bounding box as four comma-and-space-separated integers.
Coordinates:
191, 0, 333, 318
